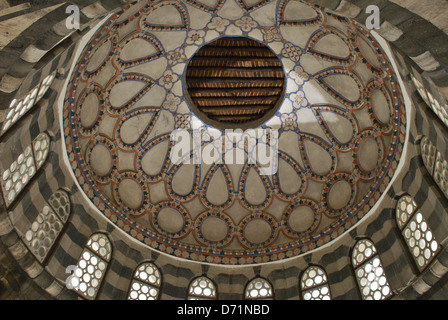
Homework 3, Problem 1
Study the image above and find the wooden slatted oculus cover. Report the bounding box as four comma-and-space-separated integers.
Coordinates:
185, 37, 286, 128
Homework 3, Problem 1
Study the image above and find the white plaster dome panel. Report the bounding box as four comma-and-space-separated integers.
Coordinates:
63, 0, 406, 265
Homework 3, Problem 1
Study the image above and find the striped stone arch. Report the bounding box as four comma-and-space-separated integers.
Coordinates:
300, 265, 331, 300
245, 277, 274, 300
351, 238, 392, 300
128, 262, 162, 300
187, 276, 217, 300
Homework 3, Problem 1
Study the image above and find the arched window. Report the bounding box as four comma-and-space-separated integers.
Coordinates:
1, 72, 56, 135
70, 233, 112, 299
245, 277, 273, 300
1, 132, 50, 207
36, 72, 57, 103
300, 266, 331, 300
420, 136, 448, 198
24, 189, 71, 263
352, 239, 392, 300
128, 262, 162, 300
410, 74, 448, 129
187, 276, 217, 300
396, 195, 440, 270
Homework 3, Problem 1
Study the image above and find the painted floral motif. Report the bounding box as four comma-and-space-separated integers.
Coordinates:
282, 43, 302, 61
281, 113, 298, 130
290, 91, 308, 108
207, 17, 230, 32
167, 48, 186, 65
159, 70, 178, 89
163, 94, 181, 112
235, 16, 258, 32
176, 114, 191, 129
289, 66, 310, 86
262, 27, 282, 42
235, 130, 258, 154
186, 29, 206, 45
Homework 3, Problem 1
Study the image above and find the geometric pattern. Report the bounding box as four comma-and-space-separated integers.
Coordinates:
300, 265, 331, 300
420, 136, 448, 199
1, 72, 56, 135
1, 132, 50, 207
410, 74, 448, 130
62, 0, 406, 265
396, 195, 440, 271
23, 190, 71, 263
245, 277, 273, 299
187, 276, 217, 300
128, 262, 162, 300
352, 239, 392, 300
70, 233, 112, 300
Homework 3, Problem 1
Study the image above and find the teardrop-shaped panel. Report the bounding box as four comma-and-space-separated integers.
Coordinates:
127, 85, 166, 113
278, 158, 301, 195
320, 111, 353, 144
297, 108, 331, 144
145, 4, 186, 28
141, 139, 169, 176
303, 139, 332, 176
312, 34, 350, 60
206, 167, 229, 206
244, 167, 267, 205
321, 74, 360, 102
120, 38, 159, 63
144, 110, 175, 145
109, 80, 146, 109
86, 39, 111, 73
80, 93, 100, 128
282, 0, 318, 22
358, 36, 382, 69
227, 163, 244, 193
357, 137, 379, 172
278, 131, 305, 169
120, 113, 154, 145
371, 90, 391, 124
172, 164, 196, 196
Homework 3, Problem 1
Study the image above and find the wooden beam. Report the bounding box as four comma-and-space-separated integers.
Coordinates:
188, 87, 283, 97
201, 105, 272, 114
186, 78, 284, 88
195, 96, 278, 106
188, 57, 281, 68
186, 68, 284, 79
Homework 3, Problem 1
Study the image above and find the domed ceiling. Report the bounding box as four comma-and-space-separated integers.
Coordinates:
62, 0, 406, 265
